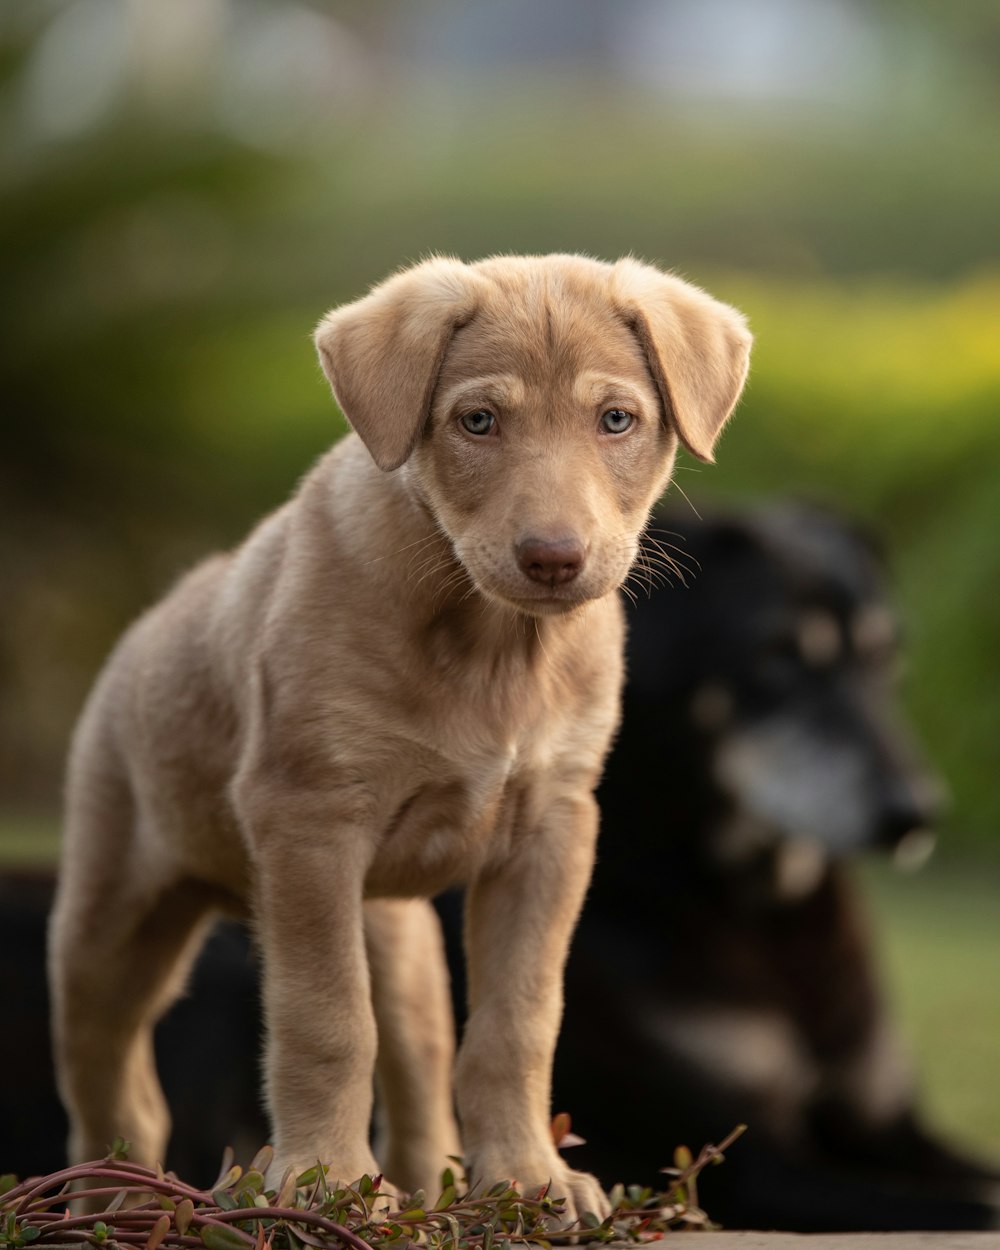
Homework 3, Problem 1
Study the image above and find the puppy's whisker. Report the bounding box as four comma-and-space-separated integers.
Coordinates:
532, 616, 553, 664
429, 567, 473, 611
408, 547, 456, 580
642, 534, 698, 584
629, 567, 660, 597
412, 562, 455, 591
644, 550, 694, 578
364, 532, 440, 567
669, 480, 702, 520
631, 548, 683, 591
646, 535, 700, 574
640, 553, 686, 585
630, 555, 665, 594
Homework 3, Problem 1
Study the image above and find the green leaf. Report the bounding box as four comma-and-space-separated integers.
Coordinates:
110, 1137, 131, 1160
212, 1188, 238, 1211
234, 1170, 265, 1198
0, 1176, 17, 1198
274, 1169, 298, 1208
440, 1213, 461, 1248
175, 1199, 195, 1236
146, 1212, 171, 1250
201, 1225, 253, 1250
214, 1166, 243, 1193
250, 1146, 274, 1176
433, 1184, 457, 1211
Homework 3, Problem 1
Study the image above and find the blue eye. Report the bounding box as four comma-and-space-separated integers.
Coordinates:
600, 408, 634, 434
460, 410, 496, 435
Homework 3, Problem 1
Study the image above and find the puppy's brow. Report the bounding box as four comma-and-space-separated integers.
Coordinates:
572, 372, 648, 411
438, 374, 526, 411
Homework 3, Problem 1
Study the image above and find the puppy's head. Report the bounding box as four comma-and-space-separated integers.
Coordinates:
315, 255, 750, 615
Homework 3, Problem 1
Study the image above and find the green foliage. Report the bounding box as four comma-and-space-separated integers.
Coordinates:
0, 1130, 746, 1248
862, 858, 1000, 1155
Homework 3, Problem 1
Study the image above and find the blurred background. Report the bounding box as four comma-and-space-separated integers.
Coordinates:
2, 0, 998, 1160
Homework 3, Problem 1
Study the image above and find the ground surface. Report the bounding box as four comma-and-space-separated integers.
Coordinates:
685, 1235, 1000, 1248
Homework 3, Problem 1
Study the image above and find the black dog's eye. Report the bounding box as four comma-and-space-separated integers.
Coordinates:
754, 634, 801, 685
600, 408, 634, 434
460, 410, 496, 436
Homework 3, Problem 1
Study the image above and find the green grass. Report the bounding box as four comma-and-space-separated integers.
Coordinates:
0, 816, 60, 867
860, 855, 1000, 1158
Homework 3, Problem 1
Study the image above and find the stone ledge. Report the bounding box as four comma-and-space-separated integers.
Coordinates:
669, 1234, 1000, 1249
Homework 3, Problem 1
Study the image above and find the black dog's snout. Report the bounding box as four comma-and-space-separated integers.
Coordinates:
873, 779, 942, 846
516, 536, 585, 587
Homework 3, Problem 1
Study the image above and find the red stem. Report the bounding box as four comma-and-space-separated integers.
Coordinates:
12, 1163, 211, 1217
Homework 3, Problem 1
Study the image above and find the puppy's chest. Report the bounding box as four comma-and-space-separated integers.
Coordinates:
351, 623, 616, 896
364, 733, 542, 898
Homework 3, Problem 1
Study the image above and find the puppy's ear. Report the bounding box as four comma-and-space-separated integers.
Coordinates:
315, 258, 482, 471
613, 260, 752, 463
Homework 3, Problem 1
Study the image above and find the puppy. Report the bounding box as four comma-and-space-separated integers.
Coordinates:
48, 255, 750, 1218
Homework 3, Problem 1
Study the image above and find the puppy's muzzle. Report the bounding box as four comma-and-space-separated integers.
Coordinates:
516, 536, 585, 588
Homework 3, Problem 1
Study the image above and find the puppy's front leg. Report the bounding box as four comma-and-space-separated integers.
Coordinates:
457, 792, 609, 1224
243, 786, 381, 1188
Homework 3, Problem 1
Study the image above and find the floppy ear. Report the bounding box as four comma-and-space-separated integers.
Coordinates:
314, 257, 482, 471
613, 259, 752, 463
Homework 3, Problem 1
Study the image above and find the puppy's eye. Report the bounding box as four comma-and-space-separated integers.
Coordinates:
600, 408, 634, 434
460, 410, 496, 436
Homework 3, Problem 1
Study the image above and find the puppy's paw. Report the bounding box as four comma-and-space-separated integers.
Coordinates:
468, 1151, 609, 1228
552, 1163, 611, 1227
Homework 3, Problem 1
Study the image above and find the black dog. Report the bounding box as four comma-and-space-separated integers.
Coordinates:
4, 503, 998, 1230
553, 503, 1000, 1230
0, 869, 266, 1184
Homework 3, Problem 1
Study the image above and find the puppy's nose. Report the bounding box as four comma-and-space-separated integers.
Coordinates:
516, 536, 585, 586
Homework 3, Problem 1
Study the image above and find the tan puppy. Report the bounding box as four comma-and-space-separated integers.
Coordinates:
49, 255, 750, 1220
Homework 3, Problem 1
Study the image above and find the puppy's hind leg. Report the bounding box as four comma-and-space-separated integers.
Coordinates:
49, 763, 217, 1173
367, 898, 462, 1198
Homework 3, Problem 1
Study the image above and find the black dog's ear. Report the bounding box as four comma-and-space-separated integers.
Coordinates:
314, 258, 484, 471
613, 260, 752, 463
